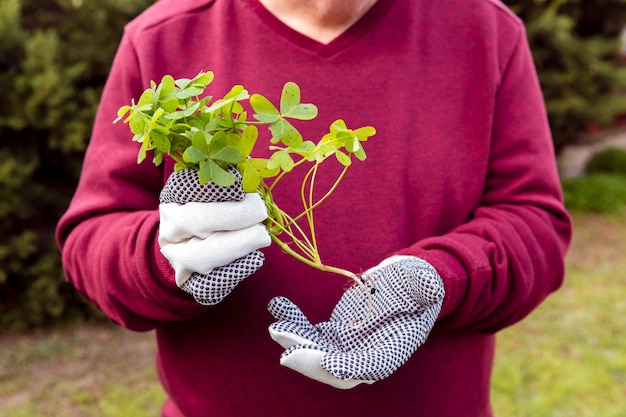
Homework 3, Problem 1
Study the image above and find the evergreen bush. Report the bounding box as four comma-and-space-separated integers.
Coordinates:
586, 147, 626, 175
562, 173, 626, 213
504, 0, 626, 151
0, 0, 155, 329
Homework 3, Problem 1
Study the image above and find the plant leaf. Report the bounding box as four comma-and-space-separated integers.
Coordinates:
268, 149, 295, 172
239, 125, 258, 158
191, 131, 209, 154
175, 77, 192, 89
335, 150, 352, 167
129, 113, 146, 135
151, 130, 171, 154
329, 119, 347, 133
137, 89, 154, 108
248, 157, 279, 178
200, 160, 235, 187
269, 119, 302, 147
192, 71, 214, 86
137, 140, 149, 164
250, 94, 280, 123
183, 146, 208, 164
242, 161, 262, 193
161, 98, 180, 113
280, 82, 318, 120
213, 146, 243, 164
354, 126, 376, 139
114, 105, 131, 123
354, 146, 367, 161
159, 75, 176, 96
153, 151, 164, 166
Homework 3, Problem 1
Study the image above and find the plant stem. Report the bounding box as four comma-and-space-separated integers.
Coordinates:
270, 234, 359, 283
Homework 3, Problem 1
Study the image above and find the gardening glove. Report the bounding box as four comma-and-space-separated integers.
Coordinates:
267, 255, 445, 389
159, 169, 271, 305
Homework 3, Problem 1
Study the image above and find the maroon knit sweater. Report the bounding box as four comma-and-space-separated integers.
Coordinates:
56, 0, 572, 415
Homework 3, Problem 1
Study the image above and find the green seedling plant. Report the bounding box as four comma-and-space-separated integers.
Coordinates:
114, 71, 376, 285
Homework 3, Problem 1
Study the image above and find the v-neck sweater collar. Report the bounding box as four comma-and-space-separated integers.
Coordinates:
239, 0, 394, 58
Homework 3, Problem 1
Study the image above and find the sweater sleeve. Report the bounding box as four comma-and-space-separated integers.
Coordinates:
56, 33, 209, 331
399, 27, 572, 334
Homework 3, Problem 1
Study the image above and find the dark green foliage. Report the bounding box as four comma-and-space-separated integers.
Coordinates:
562, 174, 626, 213
0, 0, 156, 329
504, 0, 626, 151
586, 146, 626, 175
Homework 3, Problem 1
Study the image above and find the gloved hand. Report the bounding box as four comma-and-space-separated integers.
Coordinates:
159, 169, 271, 305
267, 255, 445, 389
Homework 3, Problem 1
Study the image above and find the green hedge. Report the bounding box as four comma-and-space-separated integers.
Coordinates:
562, 147, 626, 213
586, 147, 626, 175
504, 0, 626, 151
562, 174, 626, 213
0, 0, 156, 329
1, 0, 625, 328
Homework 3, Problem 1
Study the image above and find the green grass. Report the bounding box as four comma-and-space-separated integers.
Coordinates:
0, 213, 624, 416
0, 325, 166, 416
491, 213, 626, 416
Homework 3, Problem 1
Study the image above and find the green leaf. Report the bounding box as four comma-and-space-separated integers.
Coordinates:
239, 125, 258, 158
153, 151, 164, 166
159, 75, 176, 96
329, 119, 348, 133
335, 150, 352, 167
184, 146, 208, 164
208, 131, 227, 153
213, 146, 243, 164
280, 82, 299, 115
175, 77, 192, 89
137, 89, 154, 108
191, 131, 209, 154
203, 86, 249, 119
242, 161, 262, 193
292, 140, 316, 155
114, 105, 131, 123
347, 134, 361, 153
354, 146, 367, 161
354, 126, 376, 139
268, 149, 295, 172
129, 113, 146, 135
198, 160, 235, 186
191, 71, 214, 86
248, 157, 279, 178
151, 130, 170, 154
250, 94, 280, 123
131, 132, 144, 144
269, 119, 302, 147
151, 108, 165, 123
223, 85, 249, 102
186, 85, 206, 97
161, 98, 180, 113
206, 131, 243, 164
210, 162, 236, 187
137, 140, 149, 164
181, 101, 202, 117
280, 82, 318, 120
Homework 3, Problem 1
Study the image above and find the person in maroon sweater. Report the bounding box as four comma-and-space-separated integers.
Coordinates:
56, 0, 572, 416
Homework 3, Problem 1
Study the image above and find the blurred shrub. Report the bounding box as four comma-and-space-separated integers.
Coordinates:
562, 174, 626, 213
586, 147, 626, 175
504, 0, 626, 151
0, 0, 155, 329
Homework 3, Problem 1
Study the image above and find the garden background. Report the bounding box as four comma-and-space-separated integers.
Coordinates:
1, 0, 626, 415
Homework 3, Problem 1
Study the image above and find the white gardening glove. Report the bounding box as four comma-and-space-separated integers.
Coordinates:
159, 169, 271, 305
268, 255, 445, 389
